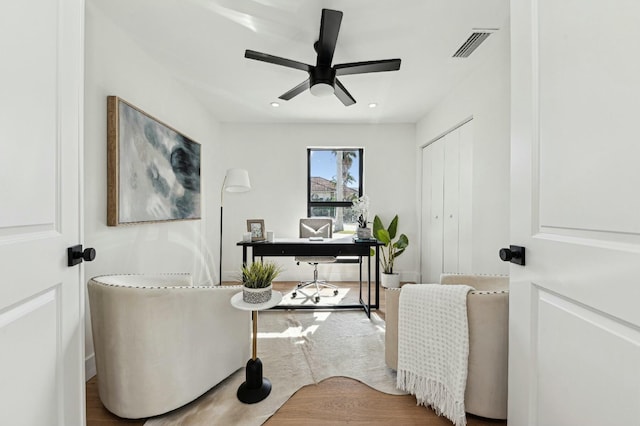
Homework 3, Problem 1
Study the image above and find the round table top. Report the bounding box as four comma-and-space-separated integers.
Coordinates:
231, 290, 283, 311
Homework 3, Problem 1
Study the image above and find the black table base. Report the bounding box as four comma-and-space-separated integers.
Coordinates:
237, 358, 271, 404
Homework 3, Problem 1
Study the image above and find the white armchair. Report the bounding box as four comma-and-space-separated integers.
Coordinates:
385, 273, 509, 420
88, 274, 251, 419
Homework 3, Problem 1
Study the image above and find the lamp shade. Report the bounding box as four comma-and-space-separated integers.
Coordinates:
224, 168, 251, 193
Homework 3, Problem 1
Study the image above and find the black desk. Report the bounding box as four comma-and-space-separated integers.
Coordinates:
237, 237, 382, 317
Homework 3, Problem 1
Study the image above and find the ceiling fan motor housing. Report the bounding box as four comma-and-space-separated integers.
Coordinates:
310, 67, 336, 95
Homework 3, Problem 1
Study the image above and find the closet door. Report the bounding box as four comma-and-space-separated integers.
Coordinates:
420, 144, 432, 283
443, 132, 460, 273
421, 139, 444, 283
420, 120, 473, 282
457, 122, 473, 273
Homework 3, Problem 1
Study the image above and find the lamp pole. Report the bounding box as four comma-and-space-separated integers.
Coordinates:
219, 176, 226, 285
219, 169, 251, 284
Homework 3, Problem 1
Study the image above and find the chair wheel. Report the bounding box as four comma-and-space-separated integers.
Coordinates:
333, 290, 339, 295
291, 292, 297, 298
314, 296, 320, 303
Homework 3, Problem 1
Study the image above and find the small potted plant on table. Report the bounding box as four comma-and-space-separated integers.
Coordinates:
372, 214, 409, 288
241, 261, 282, 304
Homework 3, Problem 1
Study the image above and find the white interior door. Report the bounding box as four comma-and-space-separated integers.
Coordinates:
0, 0, 85, 425
421, 144, 433, 283
457, 122, 473, 274
443, 131, 460, 274
421, 139, 444, 283
509, 0, 640, 424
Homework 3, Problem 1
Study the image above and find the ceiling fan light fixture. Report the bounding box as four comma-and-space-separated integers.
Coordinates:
310, 82, 334, 97
244, 9, 401, 106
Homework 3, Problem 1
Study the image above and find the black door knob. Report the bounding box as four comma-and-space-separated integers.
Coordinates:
82, 247, 96, 262
499, 245, 525, 266
499, 248, 513, 262
67, 244, 97, 267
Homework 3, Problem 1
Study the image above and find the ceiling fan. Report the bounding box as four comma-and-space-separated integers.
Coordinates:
244, 8, 401, 106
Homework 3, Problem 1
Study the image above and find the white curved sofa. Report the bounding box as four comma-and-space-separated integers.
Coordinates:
385, 273, 509, 420
88, 274, 251, 419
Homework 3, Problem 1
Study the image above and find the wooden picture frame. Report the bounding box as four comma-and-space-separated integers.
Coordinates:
107, 96, 201, 226
246, 219, 266, 241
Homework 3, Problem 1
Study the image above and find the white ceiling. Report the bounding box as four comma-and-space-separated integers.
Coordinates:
90, 0, 509, 124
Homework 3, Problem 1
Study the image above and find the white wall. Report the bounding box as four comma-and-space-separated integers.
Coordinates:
220, 123, 418, 283
83, 5, 224, 377
416, 26, 511, 276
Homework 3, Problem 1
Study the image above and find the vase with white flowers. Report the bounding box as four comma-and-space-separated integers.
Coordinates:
351, 195, 372, 239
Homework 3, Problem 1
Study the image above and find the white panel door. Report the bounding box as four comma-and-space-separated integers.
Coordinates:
457, 122, 473, 274
509, 0, 640, 424
0, 0, 85, 425
421, 143, 433, 283
422, 139, 445, 283
443, 131, 460, 274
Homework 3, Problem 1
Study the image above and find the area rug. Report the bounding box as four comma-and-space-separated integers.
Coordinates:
145, 309, 404, 425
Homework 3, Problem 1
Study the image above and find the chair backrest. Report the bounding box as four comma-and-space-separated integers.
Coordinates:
299, 218, 333, 238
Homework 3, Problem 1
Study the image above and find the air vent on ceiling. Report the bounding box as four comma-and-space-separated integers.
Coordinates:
452, 28, 498, 58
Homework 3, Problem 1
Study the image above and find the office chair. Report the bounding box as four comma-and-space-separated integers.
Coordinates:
293, 218, 339, 303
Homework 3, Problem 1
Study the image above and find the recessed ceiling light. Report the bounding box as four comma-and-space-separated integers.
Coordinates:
368, 103, 378, 108
270, 102, 280, 107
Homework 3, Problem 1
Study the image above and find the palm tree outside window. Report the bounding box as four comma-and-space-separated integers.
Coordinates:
307, 148, 363, 234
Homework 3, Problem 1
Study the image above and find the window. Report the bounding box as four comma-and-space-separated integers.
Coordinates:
307, 148, 363, 233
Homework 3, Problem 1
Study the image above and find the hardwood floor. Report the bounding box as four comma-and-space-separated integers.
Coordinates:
86, 281, 506, 426
86, 375, 144, 426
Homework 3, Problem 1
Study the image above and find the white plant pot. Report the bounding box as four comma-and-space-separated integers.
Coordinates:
356, 227, 372, 239
381, 273, 400, 288
243, 284, 273, 304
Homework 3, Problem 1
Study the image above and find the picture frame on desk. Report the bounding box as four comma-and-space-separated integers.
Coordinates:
247, 219, 266, 241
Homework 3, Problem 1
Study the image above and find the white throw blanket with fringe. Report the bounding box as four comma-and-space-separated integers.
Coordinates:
396, 284, 474, 426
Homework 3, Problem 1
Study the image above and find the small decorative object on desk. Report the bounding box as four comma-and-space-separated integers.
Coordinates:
352, 195, 372, 239
241, 261, 282, 304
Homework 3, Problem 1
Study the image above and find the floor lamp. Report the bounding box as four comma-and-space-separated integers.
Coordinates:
220, 168, 251, 284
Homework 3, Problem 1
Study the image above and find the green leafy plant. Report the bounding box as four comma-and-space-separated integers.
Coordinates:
241, 261, 283, 288
372, 215, 409, 274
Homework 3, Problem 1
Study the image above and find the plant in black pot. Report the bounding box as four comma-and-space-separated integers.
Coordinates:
372, 214, 409, 288
241, 261, 282, 304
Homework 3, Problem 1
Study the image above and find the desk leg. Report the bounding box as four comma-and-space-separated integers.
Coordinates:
237, 311, 272, 404
367, 251, 372, 318
375, 245, 380, 309
242, 246, 248, 267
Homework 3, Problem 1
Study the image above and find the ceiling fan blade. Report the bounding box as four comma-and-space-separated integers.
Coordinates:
334, 79, 355, 106
334, 59, 401, 76
316, 9, 342, 66
245, 50, 312, 72
279, 79, 311, 100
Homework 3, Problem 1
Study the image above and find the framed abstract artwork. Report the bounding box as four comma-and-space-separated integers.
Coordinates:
107, 96, 201, 226
246, 219, 266, 241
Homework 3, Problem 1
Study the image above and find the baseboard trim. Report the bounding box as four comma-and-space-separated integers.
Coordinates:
85, 352, 96, 381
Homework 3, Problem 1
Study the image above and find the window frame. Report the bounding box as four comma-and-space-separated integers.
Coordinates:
306, 147, 364, 217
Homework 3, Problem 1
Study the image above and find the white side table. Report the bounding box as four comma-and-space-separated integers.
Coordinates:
230, 290, 283, 404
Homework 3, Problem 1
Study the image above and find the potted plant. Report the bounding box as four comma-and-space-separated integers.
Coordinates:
241, 261, 282, 304
352, 195, 372, 239
372, 214, 409, 288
